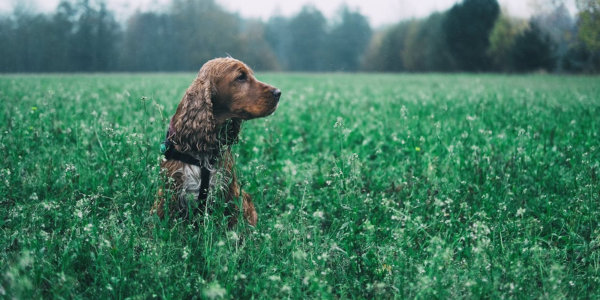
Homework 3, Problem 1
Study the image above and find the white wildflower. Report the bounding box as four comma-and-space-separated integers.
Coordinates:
292, 250, 307, 261
203, 281, 226, 299
312, 210, 324, 219
65, 164, 77, 173
334, 117, 344, 128
227, 231, 239, 242
182, 246, 190, 260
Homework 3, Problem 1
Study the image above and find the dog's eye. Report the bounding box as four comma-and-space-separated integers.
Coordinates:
236, 72, 247, 82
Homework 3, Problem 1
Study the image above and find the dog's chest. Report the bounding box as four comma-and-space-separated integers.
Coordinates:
178, 164, 229, 199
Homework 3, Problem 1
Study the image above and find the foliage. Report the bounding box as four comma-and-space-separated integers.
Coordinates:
362, 0, 599, 73
487, 14, 527, 71
563, 40, 600, 72
0, 0, 373, 72
361, 22, 411, 72
121, 12, 175, 71
403, 13, 453, 72
120, 0, 278, 72
265, 5, 372, 72
510, 22, 556, 72
1, 0, 600, 72
286, 6, 327, 71
0, 0, 120, 72
326, 6, 372, 71
363, 0, 502, 73
1, 73, 599, 298
169, 0, 242, 69
532, 4, 576, 71
265, 16, 291, 70
576, 0, 600, 52
238, 21, 280, 71
362, 13, 452, 72
443, 0, 500, 71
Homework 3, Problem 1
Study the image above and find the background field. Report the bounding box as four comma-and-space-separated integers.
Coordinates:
1, 73, 599, 298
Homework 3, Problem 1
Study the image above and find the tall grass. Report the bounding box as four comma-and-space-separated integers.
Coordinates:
1, 73, 599, 298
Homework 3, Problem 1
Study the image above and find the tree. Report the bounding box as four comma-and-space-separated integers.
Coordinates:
121, 12, 178, 71
169, 0, 242, 70
265, 16, 291, 69
287, 5, 327, 71
532, 4, 575, 71
487, 13, 527, 71
93, 3, 120, 71
510, 22, 556, 72
444, 0, 500, 71
576, 0, 600, 52
403, 12, 453, 71
238, 20, 279, 70
67, 0, 120, 71
326, 6, 372, 71
47, 1, 77, 71
362, 22, 410, 72
0, 17, 15, 72
562, 38, 600, 72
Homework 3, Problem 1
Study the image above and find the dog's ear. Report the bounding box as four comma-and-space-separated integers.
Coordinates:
170, 73, 217, 153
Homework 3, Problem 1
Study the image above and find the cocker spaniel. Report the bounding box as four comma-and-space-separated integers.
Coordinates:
152, 58, 281, 227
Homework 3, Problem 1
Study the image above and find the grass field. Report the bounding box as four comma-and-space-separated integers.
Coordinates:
1, 73, 599, 298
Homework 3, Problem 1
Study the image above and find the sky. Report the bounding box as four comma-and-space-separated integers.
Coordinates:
0, 0, 578, 27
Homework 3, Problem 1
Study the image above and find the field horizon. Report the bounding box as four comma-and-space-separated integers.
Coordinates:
1, 73, 599, 298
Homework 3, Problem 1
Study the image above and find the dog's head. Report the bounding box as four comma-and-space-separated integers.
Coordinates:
171, 58, 281, 152
206, 58, 281, 120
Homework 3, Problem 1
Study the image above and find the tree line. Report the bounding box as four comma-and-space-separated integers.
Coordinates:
0, 0, 371, 72
364, 0, 600, 73
0, 0, 598, 73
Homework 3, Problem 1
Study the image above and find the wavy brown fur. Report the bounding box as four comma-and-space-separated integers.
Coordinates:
152, 57, 281, 227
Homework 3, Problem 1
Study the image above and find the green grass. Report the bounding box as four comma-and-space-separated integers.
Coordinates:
1, 73, 599, 298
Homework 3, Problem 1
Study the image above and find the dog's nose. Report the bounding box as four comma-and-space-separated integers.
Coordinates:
272, 89, 281, 101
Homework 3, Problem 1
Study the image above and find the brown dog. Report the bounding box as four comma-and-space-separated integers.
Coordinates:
152, 58, 281, 227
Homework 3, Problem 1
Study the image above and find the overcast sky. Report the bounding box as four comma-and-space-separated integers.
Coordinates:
1, 0, 578, 27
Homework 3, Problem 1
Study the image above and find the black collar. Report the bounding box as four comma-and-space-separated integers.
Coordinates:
161, 129, 211, 200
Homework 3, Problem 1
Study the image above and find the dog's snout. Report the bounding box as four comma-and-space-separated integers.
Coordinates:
272, 88, 281, 101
